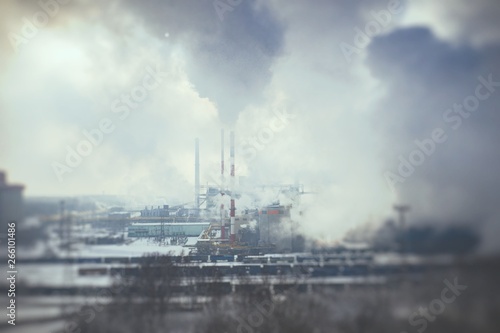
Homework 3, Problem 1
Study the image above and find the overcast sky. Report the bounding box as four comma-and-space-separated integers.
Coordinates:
1, 0, 499, 250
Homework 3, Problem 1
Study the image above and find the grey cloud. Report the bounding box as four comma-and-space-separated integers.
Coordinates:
367, 27, 500, 252
121, 0, 286, 122
2, 0, 500, 250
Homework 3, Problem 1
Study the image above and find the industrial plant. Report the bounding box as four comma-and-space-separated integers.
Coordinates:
120, 129, 303, 255
2, 1, 499, 332
0, 130, 492, 333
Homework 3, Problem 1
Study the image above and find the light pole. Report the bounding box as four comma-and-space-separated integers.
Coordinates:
393, 204, 410, 254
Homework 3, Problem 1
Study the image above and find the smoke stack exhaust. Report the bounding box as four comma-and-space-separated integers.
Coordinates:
230, 131, 236, 243
220, 129, 226, 239
195, 138, 200, 212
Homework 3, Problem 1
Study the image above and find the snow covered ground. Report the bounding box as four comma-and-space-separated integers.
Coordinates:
77, 238, 191, 257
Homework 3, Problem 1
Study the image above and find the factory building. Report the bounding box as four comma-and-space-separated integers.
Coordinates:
140, 205, 170, 217
202, 186, 221, 210
0, 171, 24, 231
128, 222, 210, 238
259, 204, 292, 252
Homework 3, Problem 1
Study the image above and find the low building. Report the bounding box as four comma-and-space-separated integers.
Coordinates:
140, 205, 170, 217
0, 171, 24, 231
127, 222, 210, 238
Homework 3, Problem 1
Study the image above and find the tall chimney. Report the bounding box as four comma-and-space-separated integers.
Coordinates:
220, 129, 226, 239
230, 131, 236, 243
195, 138, 200, 211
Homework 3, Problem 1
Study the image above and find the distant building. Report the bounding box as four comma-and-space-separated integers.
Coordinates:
128, 222, 210, 238
204, 186, 222, 210
259, 204, 292, 252
141, 205, 170, 217
108, 212, 131, 219
0, 171, 24, 231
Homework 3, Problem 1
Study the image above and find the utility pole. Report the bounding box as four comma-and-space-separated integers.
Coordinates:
393, 204, 410, 254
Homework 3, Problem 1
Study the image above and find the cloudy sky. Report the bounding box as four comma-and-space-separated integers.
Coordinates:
1, 0, 499, 249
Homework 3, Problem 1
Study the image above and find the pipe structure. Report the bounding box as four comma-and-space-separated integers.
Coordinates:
220, 129, 225, 239
230, 131, 235, 243
195, 138, 200, 212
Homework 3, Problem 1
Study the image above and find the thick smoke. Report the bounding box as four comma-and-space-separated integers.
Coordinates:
367, 27, 500, 253
2, 0, 500, 252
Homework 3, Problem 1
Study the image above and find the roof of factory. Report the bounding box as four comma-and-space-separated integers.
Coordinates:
130, 222, 210, 226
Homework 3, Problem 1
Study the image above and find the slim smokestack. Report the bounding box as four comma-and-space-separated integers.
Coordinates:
221, 129, 225, 180
230, 131, 236, 243
195, 138, 200, 211
220, 129, 226, 239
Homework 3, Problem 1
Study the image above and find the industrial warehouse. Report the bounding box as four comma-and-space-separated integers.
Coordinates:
127, 222, 210, 238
